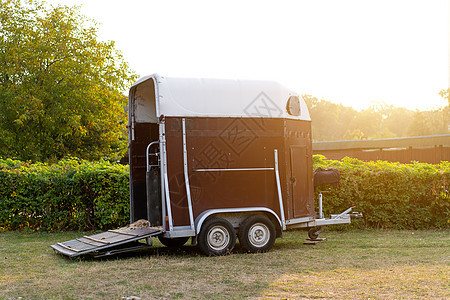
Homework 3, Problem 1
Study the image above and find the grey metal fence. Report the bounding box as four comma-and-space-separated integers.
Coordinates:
312, 135, 450, 164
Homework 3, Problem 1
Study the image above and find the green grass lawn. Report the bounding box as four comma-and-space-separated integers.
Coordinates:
0, 229, 448, 299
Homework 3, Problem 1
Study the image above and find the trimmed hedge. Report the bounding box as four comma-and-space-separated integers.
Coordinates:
0, 156, 448, 231
313, 155, 449, 229
0, 159, 129, 231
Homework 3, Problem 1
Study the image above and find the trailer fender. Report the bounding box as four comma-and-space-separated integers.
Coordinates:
195, 207, 282, 235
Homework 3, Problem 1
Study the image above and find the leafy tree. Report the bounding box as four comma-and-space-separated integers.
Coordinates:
349, 108, 380, 139
370, 128, 396, 139
0, 0, 137, 161
439, 88, 449, 134
438, 88, 450, 107
302, 94, 358, 141
304, 94, 447, 141
406, 111, 434, 136
343, 129, 365, 140
383, 107, 414, 137
369, 101, 394, 132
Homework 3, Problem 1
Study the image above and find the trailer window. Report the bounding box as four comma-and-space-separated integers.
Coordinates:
286, 96, 301, 116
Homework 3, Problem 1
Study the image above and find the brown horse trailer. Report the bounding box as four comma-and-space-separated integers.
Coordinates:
51, 74, 358, 258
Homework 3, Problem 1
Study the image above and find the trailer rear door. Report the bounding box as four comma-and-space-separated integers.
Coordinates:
290, 146, 312, 218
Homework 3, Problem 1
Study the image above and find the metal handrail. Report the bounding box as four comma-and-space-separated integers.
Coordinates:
146, 141, 160, 172
274, 149, 286, 230
182, 119, 195, 231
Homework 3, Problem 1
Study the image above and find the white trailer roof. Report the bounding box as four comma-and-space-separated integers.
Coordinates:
130, 74, 311, 121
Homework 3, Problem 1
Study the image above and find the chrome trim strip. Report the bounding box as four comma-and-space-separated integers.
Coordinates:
160, 121, 168, 231
194, 168, 274, 172
287, 217, 351, 229
131, 116, 135, 141
284, 216, 314, 225
164, 171, 173, 232
194, 207, 282, 234
182, 118, 195, 231
274, 149, 286, 230
153, 75, 161, 118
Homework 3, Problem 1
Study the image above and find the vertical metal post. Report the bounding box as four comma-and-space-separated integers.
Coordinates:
319, 192, 323, 219
274, 149, 286, 230
164, 172, 174, 231
146, 143, 152, 173
182, 119, 195, 231
131, 116, 135, 141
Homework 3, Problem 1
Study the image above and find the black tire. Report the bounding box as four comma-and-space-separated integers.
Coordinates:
238, 215, 276, 253
158, 236, 190, 248
308, 226, 323, 240
198, 218, 236, 256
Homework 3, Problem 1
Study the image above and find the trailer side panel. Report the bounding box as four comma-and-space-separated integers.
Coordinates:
164, 116, 313, 226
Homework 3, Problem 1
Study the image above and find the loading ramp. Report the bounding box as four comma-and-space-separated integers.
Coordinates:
51, 226, 163, 258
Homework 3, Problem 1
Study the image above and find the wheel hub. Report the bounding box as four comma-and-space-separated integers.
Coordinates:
207, 226, 230, 251
248, 223, 270, 246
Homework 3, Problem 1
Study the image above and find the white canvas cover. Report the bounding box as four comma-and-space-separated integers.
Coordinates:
129, 74, 311, 122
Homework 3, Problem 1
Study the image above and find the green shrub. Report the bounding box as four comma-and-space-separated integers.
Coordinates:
0, 156, 448, 231
313, 155, 449, 229
0, 158, 129, 231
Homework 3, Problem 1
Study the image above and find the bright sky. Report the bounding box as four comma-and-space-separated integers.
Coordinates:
46, 0, 448, 111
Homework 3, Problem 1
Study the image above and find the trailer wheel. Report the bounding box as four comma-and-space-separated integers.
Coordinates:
158, 236, 189, 248
198, 218, 236, 256
308, 226, 323, 240
238, 215, 276, 253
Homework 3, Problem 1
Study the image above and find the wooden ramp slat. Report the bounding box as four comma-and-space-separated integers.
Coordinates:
51, 226, 163, 257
